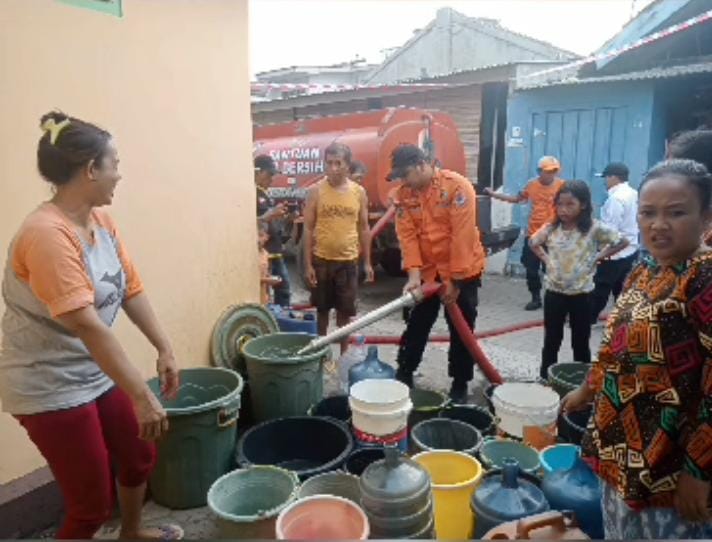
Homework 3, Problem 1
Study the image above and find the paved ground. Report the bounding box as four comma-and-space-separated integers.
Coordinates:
38, 264, 609, 539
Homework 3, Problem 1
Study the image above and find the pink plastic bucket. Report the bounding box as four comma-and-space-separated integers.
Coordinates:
276, 495, 369, 540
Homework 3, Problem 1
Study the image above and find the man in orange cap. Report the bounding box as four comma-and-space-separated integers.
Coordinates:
485, 156, 564, 310
389, 144, 485, 403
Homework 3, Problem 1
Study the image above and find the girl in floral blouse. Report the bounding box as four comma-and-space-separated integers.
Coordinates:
564, 160, 712, 539
530, 180, 628, 380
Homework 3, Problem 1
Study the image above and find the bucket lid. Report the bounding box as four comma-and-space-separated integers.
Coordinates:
472, 459, 548, 520
360, 446, 430, 501
493, 383, 559, 411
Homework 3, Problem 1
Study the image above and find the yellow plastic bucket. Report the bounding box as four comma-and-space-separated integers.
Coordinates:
412, 450, 482, 540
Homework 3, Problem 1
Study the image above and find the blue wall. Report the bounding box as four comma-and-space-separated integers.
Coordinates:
503, 80, 656, 267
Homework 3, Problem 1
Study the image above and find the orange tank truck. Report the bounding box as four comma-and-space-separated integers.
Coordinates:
253, 107, 518, 276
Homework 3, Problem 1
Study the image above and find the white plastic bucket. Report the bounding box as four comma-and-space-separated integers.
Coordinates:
349, 379, 412, 436
349, 379, 410, 413
492, 383, 559, 438
351, 401, 413, 436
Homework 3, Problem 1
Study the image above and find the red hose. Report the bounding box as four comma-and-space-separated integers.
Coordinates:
369, 205, 396, 240
420, 283, 504, 385
444, 302, 504, 384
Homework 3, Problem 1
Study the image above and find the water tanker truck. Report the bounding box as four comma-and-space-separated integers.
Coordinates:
253, 107, 519, 276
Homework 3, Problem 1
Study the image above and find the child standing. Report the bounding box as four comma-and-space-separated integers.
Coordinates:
529, 180, 628, 379
258, 222, 281, 305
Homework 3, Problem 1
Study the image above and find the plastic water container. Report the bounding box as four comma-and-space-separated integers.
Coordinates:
348, 345, 395, 389
413, 450, 483, 540
349, 379, 412, 437
207, 465, 298, 539
276, 495, 369, 540
339, 336, 367, 393
269, 305, 318, 335
492, 383, 560, 439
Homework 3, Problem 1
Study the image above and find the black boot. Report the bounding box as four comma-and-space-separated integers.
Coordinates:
525, 293, 542, 311
449, 380, 468, 404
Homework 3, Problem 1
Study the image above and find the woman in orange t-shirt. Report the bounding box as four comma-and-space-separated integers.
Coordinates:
0, 112, 182, 540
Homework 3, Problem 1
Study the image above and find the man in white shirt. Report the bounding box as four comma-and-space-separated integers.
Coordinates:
590, 162, 639, 323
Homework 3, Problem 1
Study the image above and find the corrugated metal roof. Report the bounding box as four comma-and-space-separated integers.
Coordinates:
517, 60, 712, 90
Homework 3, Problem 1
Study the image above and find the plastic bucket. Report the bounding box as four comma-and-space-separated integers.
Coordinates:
354, 426, 408, 452
479, 438, 541, 474
540, 444, 580, 473
148, 367, 243, 509
276, 495, 369, 540
242, 333, 329, 422
409, 388, 449, 429
297, 472, 361, 504
343, 447, 385, 476
350, 379, 412, 437
307, 395, 351, 424
236, 416, 353, 480
349, 379, 410, 413
269, 306, 319, 335
411, 418, 483, 456
207, 465, 298, 539
492, 383, 559, 439
351, 402, 412, 436
439, 404, 497, 436
558, 407, 592, 445
482, 383, 497, 415
548, 363, 588, 397
413, 450, 483, 540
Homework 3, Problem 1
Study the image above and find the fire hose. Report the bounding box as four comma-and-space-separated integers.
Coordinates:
297, 282, 504, 384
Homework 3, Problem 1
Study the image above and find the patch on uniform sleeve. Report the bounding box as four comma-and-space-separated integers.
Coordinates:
454, 190, 467, 208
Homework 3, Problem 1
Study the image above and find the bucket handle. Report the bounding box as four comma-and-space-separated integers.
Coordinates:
217, 396, 241, 429
516, 511, 569, 539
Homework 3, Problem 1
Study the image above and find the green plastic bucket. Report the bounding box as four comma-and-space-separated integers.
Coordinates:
242, 333, 329, 422
148, 367, 243, 509
547, 363, 588, 397
208, 465, 299, 539
408, 388, 450, 430
479, 438, 541, 474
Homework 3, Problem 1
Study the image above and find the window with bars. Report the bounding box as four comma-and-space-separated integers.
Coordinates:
58, 0, 122, 17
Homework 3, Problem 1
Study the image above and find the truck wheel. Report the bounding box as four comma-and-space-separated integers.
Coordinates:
380, 248, 406, 277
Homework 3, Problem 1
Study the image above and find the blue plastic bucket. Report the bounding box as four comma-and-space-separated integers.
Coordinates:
269, 305, 318, 334
540, 444, 580, 473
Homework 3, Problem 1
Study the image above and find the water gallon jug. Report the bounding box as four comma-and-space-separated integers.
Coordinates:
339, 336, 367, 393
349, 345, 396, 388
471, 459, 549, 539
359, 445, 434, 539
541, 454, 603, 539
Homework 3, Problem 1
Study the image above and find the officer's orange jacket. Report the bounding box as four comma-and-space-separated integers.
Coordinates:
391, 169, 485, 283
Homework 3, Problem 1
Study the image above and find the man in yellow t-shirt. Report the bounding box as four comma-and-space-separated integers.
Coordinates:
302, 143, 374, 353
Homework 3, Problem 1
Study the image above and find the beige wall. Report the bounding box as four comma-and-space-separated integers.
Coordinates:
0, 0, 256, 484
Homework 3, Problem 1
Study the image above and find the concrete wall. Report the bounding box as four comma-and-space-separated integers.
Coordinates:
501, 81, 655, 269
0, 0, 256, 484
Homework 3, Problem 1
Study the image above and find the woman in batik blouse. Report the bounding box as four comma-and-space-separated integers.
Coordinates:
563, 159, 712, 539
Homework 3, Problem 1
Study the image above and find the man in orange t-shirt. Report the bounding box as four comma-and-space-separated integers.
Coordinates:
389, 144, 485, 403
485, 156, 564, 310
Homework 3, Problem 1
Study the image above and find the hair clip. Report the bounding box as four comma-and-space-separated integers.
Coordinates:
41, 118, 71, 145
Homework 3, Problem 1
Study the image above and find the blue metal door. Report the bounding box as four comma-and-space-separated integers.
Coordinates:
529, 106, 629, 215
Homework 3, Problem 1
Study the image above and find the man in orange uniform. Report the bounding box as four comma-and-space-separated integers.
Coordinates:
389, 144, 485, 403
485, 156, 564, 310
